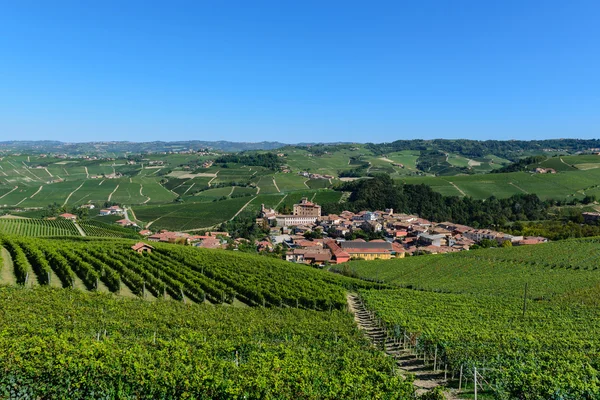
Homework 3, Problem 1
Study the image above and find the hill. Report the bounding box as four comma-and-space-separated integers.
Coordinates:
340, 237, 600, 398
0, 235, 378, 307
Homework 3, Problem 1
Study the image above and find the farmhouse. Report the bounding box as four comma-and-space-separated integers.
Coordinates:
59, 213, 77, 221
131, 242, 153, 253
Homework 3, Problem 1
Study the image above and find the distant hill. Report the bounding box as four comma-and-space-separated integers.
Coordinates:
0, 140, 290, 154
2, 138, 600, 158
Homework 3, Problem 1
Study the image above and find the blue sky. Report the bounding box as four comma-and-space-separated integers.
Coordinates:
0, 0, 598, 143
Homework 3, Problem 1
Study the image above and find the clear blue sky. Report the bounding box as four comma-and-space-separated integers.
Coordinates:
0, 0, 598, 143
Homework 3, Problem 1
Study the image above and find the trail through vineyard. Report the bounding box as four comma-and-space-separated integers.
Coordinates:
346, 293, 459, 400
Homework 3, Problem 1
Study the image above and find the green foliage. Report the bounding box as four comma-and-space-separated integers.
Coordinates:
0, 218, 80, 237
0, 286, 414, 399
361, 288, 600, 399
491, 155, 548, 173
215, 152, 283, 170
325, 175, 551, 227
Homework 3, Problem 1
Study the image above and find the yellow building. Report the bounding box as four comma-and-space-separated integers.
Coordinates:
340, 240, 403, 261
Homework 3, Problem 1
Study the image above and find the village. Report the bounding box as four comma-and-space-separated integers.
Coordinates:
250, 197, 548, 265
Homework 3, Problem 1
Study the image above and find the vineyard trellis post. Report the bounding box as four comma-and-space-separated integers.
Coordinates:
474, 366, 478, 400
522, 282, 528, 317
459, 365, 463, 391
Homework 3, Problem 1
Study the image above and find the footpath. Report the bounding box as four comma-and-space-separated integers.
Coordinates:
346, 293, 459, 399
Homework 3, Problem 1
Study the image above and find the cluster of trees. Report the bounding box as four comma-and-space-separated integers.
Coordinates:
508, 220, 600, 241
214, 152, 282, 170
491, 155, 547, 173
324, 174, 552, 228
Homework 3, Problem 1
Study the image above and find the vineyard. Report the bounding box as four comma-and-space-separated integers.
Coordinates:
359, 289, 600, 399
0, 218, 138, 239
0, 218, 80, 236
0, 286, 414, 399
345, 237, 600, 301
343, 237, 600, 398
0, 235, 379, 309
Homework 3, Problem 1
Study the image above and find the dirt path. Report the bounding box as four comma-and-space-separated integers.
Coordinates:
447, 181, 466, 197
0, 247, 17, 285
509, 182, 529, 194
0, 186, 18, 200
140, 184, 151, 204
43, 167, 53, 177
74, 222, 86, 236
230, 196, 257, 220
560, 157, 574, 169
207, 171, 219, 187
29, 185, 43, 199
63, 181, 85, 206
303, 179, 310, 188
84, 166, 90, 178
107, 184, 119, 202
274, 194, 288, 209
182, 182, 195, 196
346, 293, 458, 399
273, 177, 280, 192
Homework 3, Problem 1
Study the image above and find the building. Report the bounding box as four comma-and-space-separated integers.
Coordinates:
339, 240, 394, 260
583, 212, 600, 224
275, 198, 322, 227
324, 239, 351, 264
59, 213, 77, 221
418, 233, 446, 247
293, 198, 321, 217
131, 242, 153, 253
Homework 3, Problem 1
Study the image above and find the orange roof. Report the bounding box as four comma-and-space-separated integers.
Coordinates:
131, 242, 153, 251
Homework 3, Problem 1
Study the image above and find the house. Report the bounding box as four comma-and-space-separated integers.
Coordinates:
99, 209, 112, 216
583, 212, 600, 224
79, 204, 95, 210
131, 242, 153, 253
139, 229, 152, 236
116, 219, 135, 227
518, 236, 548, 245
324, 239, 351, 264
59, 213, 77, 221
418, 233, 446, 247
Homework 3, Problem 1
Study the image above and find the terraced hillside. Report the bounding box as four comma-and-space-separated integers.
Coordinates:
344, 238, 600, 398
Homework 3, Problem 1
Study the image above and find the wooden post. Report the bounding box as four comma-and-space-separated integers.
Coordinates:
433, 346, 437, 371
459, 365, 463, 391
522, 282, 528, 317
47, 271, 51, 285
153, 331, 156, 344
25, 272, 29, 285
181, 288, 186, 304
474, 366, 478, 400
